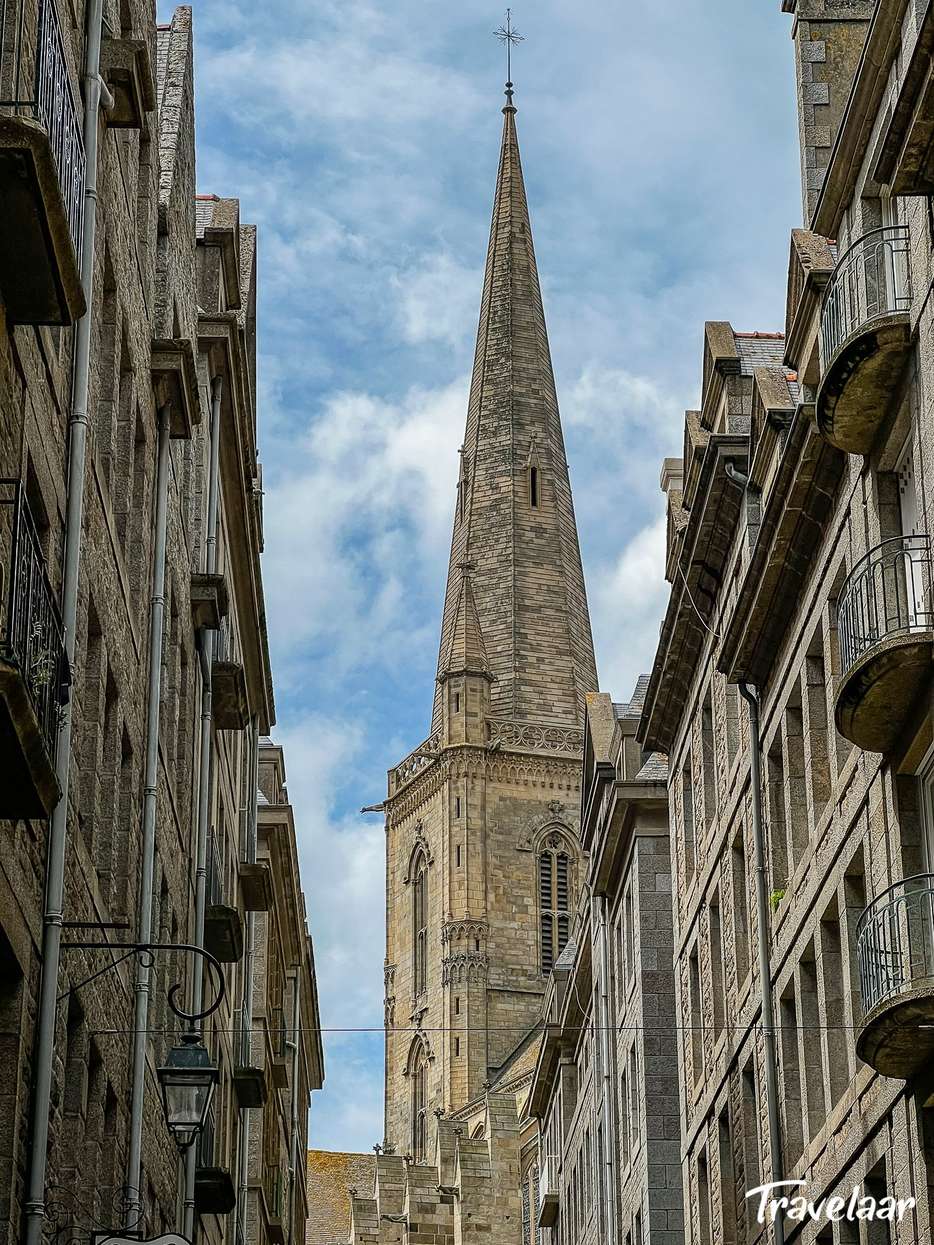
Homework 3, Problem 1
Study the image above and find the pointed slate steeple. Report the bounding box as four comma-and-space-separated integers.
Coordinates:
432, 97, 597, 731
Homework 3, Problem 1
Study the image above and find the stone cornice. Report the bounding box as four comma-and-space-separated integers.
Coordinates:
385, 738, 583, 825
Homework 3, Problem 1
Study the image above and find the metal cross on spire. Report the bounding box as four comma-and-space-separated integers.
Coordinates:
494, 8, 524, 104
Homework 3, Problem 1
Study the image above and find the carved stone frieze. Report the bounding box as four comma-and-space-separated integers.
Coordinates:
486, 716, 584, 757
441, 918, 488, 944
442, 950, 489, 985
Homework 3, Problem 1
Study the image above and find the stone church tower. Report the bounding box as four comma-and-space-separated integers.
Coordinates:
382, 88, 598, 1167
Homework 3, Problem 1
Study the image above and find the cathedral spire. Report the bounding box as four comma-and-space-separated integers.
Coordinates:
431, 99, 598, 732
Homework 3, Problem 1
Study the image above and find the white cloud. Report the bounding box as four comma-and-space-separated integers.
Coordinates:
393, 253, 481, 348
590, 515, 669, 700
262, 377, 466, 688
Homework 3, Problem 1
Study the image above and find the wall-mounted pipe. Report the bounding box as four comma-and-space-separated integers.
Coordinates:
183, 374, 223, 1239
24, 4, 107, 1242
124, 402, 172, 1227
738, 681, 785, 1245
287, 969, 302, 1245
593, 893, 618, 1245
236, 719, 260, 1245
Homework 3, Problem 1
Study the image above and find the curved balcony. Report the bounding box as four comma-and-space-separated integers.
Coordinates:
856, 875, 934, 1078
816, 226, 912, 454
0, 0, 86, 323
834, 535, 933, 752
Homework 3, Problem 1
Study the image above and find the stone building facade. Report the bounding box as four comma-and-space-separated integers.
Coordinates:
529, 683, 681, 1245
307, 87, 599, 1245
640, 2, 934, 1242
0, 5, 321, 1245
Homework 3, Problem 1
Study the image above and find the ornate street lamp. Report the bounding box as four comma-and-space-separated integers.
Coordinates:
157, 1032, 219, 1152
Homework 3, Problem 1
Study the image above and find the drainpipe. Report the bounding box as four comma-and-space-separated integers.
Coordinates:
738, 682, 785, 1245
123, 403, 172, 1227
23, 5, 107, 1243
592, 894, 618, 1245
286, 971, 302, 1245
236, 719, 260, 1245
183, 375, 223, 1239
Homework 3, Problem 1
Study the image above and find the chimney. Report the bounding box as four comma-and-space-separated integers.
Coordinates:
783, 0, 874, 223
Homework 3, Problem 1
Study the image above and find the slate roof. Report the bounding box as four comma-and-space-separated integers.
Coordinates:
195, 194, 218, 239
634, 752, 668, 783
306, 1151, 376, 1245
734, 332, 786, 375
618, 674, 651, 721
430, 104, 597, 732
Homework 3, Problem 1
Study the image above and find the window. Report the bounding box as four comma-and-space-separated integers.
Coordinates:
413, 852, 428, 996
529, 465, 539, 508
629, 1046, 640, 1148
689, 943, 703, 1082
410, 1041, 428, 1160
697, 1150, 712, 1245
710, 890, 725, 1036
718, 1109, 737, 1244
742, 1061, 761, 1190
619, 1065, 630, 1167
539, 837, 571, 972
731, 830, 750, 982
779, 983, 803, 1166
624, 885, 634, 985
681, 752, 695, 884
701, 691, 716, 825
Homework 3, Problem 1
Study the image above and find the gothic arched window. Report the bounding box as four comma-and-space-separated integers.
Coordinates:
539, 837, 571, 973
410, 1041, 428, 1161
413, 851, 428, 996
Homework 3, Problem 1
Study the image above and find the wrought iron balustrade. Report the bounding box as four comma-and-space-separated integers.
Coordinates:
233, 1005, 251, 1065
0, 479, 67, 757
206, 828, 225, 906
0, 0, 85, 258
197, 1101, 216, 1167
836, 535, 933, 677
821, 225, 911, 365
857, 874, 934, 1016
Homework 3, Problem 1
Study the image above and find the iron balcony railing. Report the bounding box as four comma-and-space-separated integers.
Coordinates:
820, 224, 911, 366
857, 874, 934, 1016
837, 534, 933, 677
0, 480, 67, 755
0, 0, 85, 258
206, 828, 224, 906
197, 1102, 216, 1167
233, 1005, 251, 1066
537, 1156, 558, 1212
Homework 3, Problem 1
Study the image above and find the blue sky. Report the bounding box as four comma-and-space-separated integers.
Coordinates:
164, 0, 801, 1151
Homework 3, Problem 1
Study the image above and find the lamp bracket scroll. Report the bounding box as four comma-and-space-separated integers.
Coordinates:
59, 930, 226, 1022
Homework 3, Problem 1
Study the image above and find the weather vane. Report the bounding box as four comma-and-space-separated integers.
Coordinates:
494, 8, 524, 103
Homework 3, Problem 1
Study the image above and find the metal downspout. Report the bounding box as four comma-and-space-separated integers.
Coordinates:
183, 375, 223, 1238
23, 4, 106, 1241
738, 682, 785, 1245
124, 403, 172, 1226
287, 972, 301, 1245
593, 893, 618, 1245
236, 719, 260, 1244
